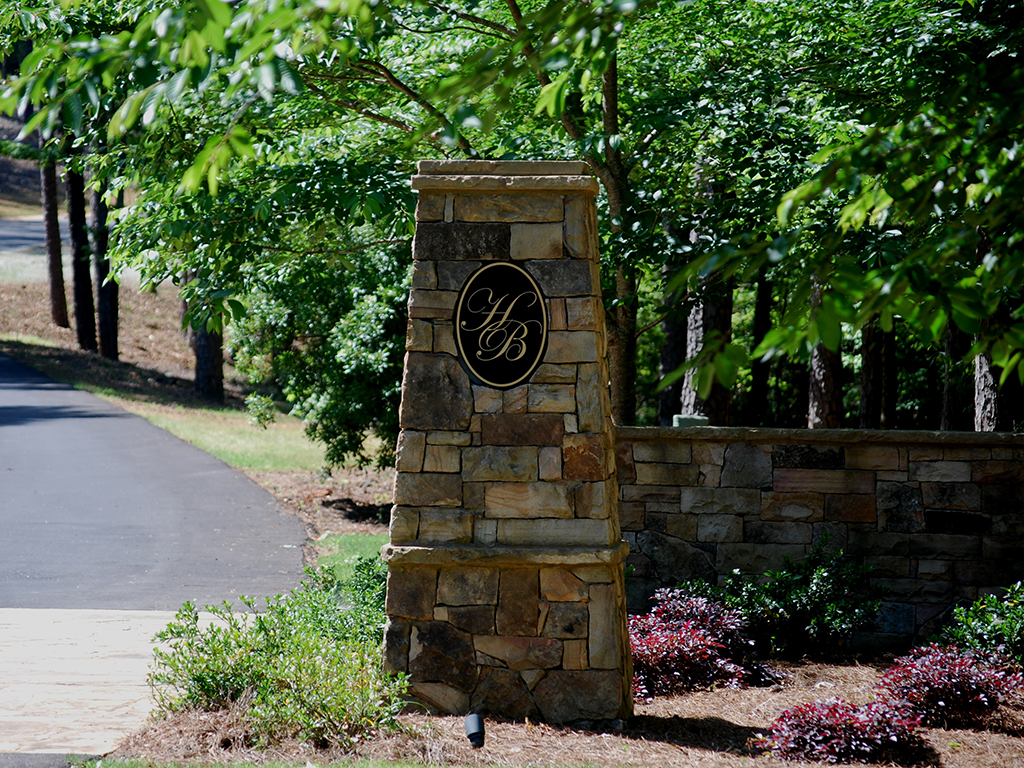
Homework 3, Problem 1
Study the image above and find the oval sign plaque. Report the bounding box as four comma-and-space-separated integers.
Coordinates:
454, 262, 548, 389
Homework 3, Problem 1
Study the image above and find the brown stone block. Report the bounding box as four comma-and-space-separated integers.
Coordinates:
944, 447, 992, 461
406, 317, 432, 352
563, 433, 607, 481
497, 568, 540, 636
619, 501, 645, 531
540, 568, 588, 601
502, 385, 529, 414
680, 487, 760, 515
824, 494, 877, 523
699, 464, 722, 487
415, 192, 445, 222
564, 195, 596, 259
576, 363, 604, 433
526, 259, 596, 298
917, 559, 952, 580
562, 639, 588, 670
481, 413, 563, 446
565, 297, 599, 330
462, 446, 539, 481
715, 543, 807, 575
399, 352, 473, 431
847, 531, 910, 557
449, 606, 497, 634
909, 461, 972, 483
908, 533, 981, 559
456, 192, 564, 223
574, 480, 613, 519
383, 617, 410, 673
633, 441, 692, 465
409, 621, 477, 691
909, 446, 944, 461
621, 484, 679, 503
774, 468, 875, 494
471, 667, 540, 720
666, 513, 698, 540
760, 492, 824, 522
721, 444, 773, 489
395, 430, 427, 473
845, 445, 900, 470
423, 444, 460, 473
588, 583, 622, 669
635, 462, 700, 486
474, 518, 497, 545
418, 508, 473, 544
548, 298, 567, 331
473, 385, 503, 414
389, 506, 419, 543
692, 441, 726, 465
545, 331, 599, 364
473, 635, 563, 670
497, 518, 613, 547
427, 430, 472, 446
697, 514, 744, 543
542, 602, 589, 639
615, 442, 637, 484
432, 322, 457, 355
532, 363, 577, 383
486, 481, 575, 518
386, 567, 437, 620
437, 566, 499, 606
528, 383, 576, 413
973, 461, 1024, 484
414, 221, 511, 260
394, 472, 462, 507
511, 222, 563, 260
410, 682, 471, 716
571, 565, 614, 584
534, 670, 626, 722
408, 289, 457, 320
744, 521, 811, 545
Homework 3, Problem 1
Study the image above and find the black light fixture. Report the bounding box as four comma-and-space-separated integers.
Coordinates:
465, 713, 485, 748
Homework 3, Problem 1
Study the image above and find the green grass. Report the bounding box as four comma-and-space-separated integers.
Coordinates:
317, 533, 390, 581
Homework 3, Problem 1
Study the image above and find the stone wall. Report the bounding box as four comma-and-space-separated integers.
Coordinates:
617, 426, 1024, 647
382, 161, 632, 723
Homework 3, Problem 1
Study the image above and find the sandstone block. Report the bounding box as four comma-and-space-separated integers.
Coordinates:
435, 259, 481, 290
396, 429, 427, 472
877, 482, 924, 533
543, 602, 589, 638
408, 289, 457, 320
563, 413, 578, 433
399, 352, 473, 431
944, 447, 992, 461
423, 444, 461, 473
389, 506, 419, 543
415, 192, 446, 222
715, 543, 807, 575
588, 583, 621, 669
563, 195, 596, 259
877, 470, 909, 481
486, 481, 575, 518
463, 481, 486, 509
448, 605, 496, 634
574, 480, 613, 519
824, 494, 877, 523
528, 383, 576, 413
563, 433, 607, 481
532, 363, 577, 383
497, 517, 614, 547
521, 669, 546, 689
619, 501, 645, 531
437, 566, 499, 606
394, 472, 462, 507
534, 670, 625, 722
473, 635, 563, 670
774, 469, 875, 494
386, 567, 437, 621
635, 462, 700, 486
432, 322, 456, 355
471, 667, 540, 720
744, 520, 812, 545
406, 318, 433, 352
917, 559, 952, 580
540, 568, 588, 601
615, 442, 637, 484
511, 222, 563, 260
409, 622, 477, 691
456, 192, 564, 223
909, 461, 972, 483
908, 533, 981, 559
565, 296, 599, 331
548, 298, 567, 330
414, 221, 510, 260
846, 530, 910, 557
845, 445, 900, 470
572, 565, 614, 584
474, 518, 497, 545
635, 531, 717, 584
692, 441, 727, 465
621, 484, 680, 503
427, 430, 472, 446
760, 492, 824, 522
502, 385, 528, 413
473, 385, 503, 413
412, 261, 437, 290
973, 461, 1024, 483
921, 482, 982, 510
526, 259, 596, 297
383, 617, 410, 673
409, 682, 470, 716
545, 331, 599, 363
772, 444, 844, 469
462, 446, 539, 482
539, 447, 562, 481
418, 508, 473, 544
481, 413, 563, 446
666, 513, 698, 540
562, 639, 588, 670
909, 446, 943, 461
864, 555, 912, 578
680, 487, 761, 515
497, 568, 540, 636
697, 514, 744, 543
720, 444, 773, 489
575, 362, 604, 433
633, 441, 691, 465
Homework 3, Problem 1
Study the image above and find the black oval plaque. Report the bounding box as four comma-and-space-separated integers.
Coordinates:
454, 262, 548, 389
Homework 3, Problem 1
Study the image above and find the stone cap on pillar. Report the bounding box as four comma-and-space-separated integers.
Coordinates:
412, 160, 599, 196
417, 160, 591, 176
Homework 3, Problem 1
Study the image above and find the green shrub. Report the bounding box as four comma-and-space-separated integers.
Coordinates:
942, 582, 1024, 664
683, 543, 885, 657
148, 566, 406, 747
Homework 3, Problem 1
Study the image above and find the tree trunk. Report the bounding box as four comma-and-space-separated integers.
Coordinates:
91, 182, 118, 360
881, 327, 897, 428
941, 322, 973, 430
657, 265, 687, 426
702, 278, 733, 426
66, 164, 97, 352
749, 268, 772, 425
40, 157, 68, 328
807, 281, 842, 428
608, 264, 638, 425
679, 300, 703, 417
859, 318, 883, 428
975, 349, 998, 431
193, 323, 224, 402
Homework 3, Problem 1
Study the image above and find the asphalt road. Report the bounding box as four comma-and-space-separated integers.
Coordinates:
0, 353, 307, 610
0, 217, 68, 251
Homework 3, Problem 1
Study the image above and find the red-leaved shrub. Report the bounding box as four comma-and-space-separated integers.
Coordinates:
875, 643, 1023, 727
647, 590, 752, 659
757, 698, 925, 764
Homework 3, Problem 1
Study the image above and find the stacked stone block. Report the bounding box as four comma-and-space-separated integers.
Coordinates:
383, 161, 632, 722
616, 426, 1024, 648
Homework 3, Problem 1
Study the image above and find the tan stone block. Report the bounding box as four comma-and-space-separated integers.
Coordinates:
692, 441, 726, 465
564, 413, 579, 433
616, 442, 636, 484
877, 470, 909, 481
406, 318, 432, 352
944, 447, 992, 461
973, 461, 1024, 483
666, 513, 697, 540
455, 192, 565, 223
437, 566, 499, 605
390, 506, 419, 543
539, 447, 562, 481
576, 362, 604, 433
588, 584, 621, 669
543, 602, 589, 638
697, 514, 743, 543
511, 222, 563, 259
540, 568, 588, 601
463, 446, 539, 481
574, 480, 613, 520
532, 363, 577, 383
909, 461, 972, 482
475, 518, 497, 545
433, 606, 449, 621
394, 472, 462, 506
909, 446, 944, 461
562, 639, 588, 670
486, 481, 575, 518
412, 260, 437, 289
549, 298, 567, 331
622, 484, 680, 503
563, 433, 608, 481
545, 331, 599, 363
497, 518, 613, 547
433, 321, 457, 355
396, 430, 427, 473
537, 600, 550, 634
415, 192, 446, 222
423, 444, 461, 473
444, 193, 454, 222
386, 566, 437, 620
619, 501, 645, 531
571, 565, 615, 583
503, 385, 529, 414
565, 297, 598, 330
473, 635, 563, 670
521, 669, 546, 690
409, 682, 470, 715
470, 415, 482, 435
699, 464, 722, 487
760, 492, 824, 522
482, 413, 563, 446
528, 383, 576, 413
774, 469, 875, 494
418, 508, 473, 543
824, 494, 876, 523
563, 195, 595, 259
463, 482, 486, 510
921, 482, 981, 510
408, 289, 457, 320
635, 462, 699, 486
497, 568, 539, 636
426, 430, 472, 446
681, 487, 760, 515
845, 445, 900, 470
992, 448, 1014, 460
417, 159, 590, 176
633, 441, 692, 465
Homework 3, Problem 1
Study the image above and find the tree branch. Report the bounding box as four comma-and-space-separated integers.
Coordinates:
305, 81, 417, 134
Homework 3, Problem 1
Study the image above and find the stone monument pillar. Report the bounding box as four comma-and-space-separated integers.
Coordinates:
382, 160, 632, 722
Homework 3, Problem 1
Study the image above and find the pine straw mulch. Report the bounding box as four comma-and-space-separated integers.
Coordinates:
109, 660, 1024, 768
